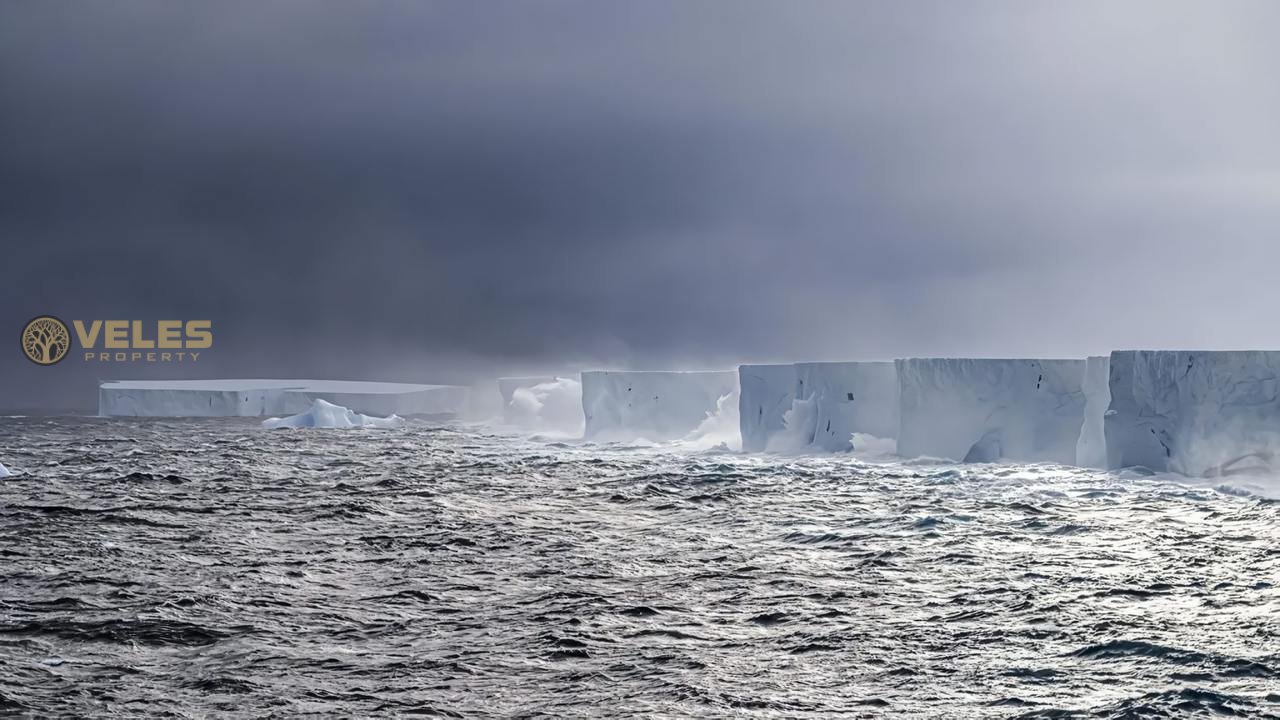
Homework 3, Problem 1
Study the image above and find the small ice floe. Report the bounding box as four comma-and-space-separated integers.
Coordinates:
262, 399, 404, 429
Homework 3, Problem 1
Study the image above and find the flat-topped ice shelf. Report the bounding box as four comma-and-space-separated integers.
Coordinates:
98, 379, 468, 418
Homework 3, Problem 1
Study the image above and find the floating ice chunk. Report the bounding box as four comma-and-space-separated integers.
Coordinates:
581, 370, 737, 442
262, 399, 404, 429
1105, 350, 1280, 477
897, 358, 1086, 464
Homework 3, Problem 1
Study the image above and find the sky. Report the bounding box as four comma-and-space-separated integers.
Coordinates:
2, 0, 1279, 411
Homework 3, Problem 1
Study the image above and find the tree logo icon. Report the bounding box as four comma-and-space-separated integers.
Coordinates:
21, 316, 71, 365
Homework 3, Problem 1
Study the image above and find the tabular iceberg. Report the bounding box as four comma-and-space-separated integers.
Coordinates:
99, 379, 468, 418
1075, 355, 1111, 468
262, 399, 404, 429
738, 364, 797, 452
794, 362, 899, 452
897, 358, 1086, 464
581, 370, 737, 442
1105, 350, 1280, 477
739, 362, 899, 452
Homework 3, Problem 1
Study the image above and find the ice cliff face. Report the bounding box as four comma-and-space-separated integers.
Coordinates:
581, 370, 737, 442
1105, 350, 1280, 477
98, 380, 468, 418
897, 358, 1086, 464
1075, 356, 1111, 468
738, 364, 797, 452
794, 362, 899, 452
737, 362, 899, 452
99, 380, 294, 417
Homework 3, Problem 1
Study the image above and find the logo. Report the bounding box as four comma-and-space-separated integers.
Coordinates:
21, 316, 72, 365
20, 318, 212, 365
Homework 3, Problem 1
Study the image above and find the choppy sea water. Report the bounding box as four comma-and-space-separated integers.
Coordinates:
0, 417, 1277, 718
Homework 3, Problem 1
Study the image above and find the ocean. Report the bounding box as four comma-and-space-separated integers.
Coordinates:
1, 417, 1277, 717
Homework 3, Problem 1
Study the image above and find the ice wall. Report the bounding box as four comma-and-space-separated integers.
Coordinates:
738, 364, 796, 452
794, 362, 899, 452
1075, 355, 1111, 468
99, 380, 294, 417
1105, 350, 1280, 477
739, 362, 899, 452
896, 358, 1086, 464
99, 380, 468, 418
581, 370, 737, 442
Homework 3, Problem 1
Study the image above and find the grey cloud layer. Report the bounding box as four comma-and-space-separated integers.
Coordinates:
2, 1, 1278, 410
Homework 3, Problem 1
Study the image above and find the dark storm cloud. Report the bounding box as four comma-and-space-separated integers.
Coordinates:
2, 1, 1279, 410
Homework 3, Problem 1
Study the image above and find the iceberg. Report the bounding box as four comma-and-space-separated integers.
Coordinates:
739, 362, 899, 452
794, 362, 899, 452
1075, 355, 1111, 468
1105, 350, 1280, 477
581, 370, 737, 442
262, 399, 404, 429
738, 364, 797, 452
896, 358, 1086, 464
99, 379, 468, 418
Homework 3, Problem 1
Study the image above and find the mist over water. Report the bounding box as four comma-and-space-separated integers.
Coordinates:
501, 377, 585, 439
1, 417, 1277, 717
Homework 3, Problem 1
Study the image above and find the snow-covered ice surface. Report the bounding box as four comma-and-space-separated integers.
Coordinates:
99, 379, 468, 418
897, 358, 1086, 464
1076, 355, 1111, 468
581, 370, 737, 442
262, 399, 404, 429
1, 415, 1277, 717
1105, 350, 1280, 477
